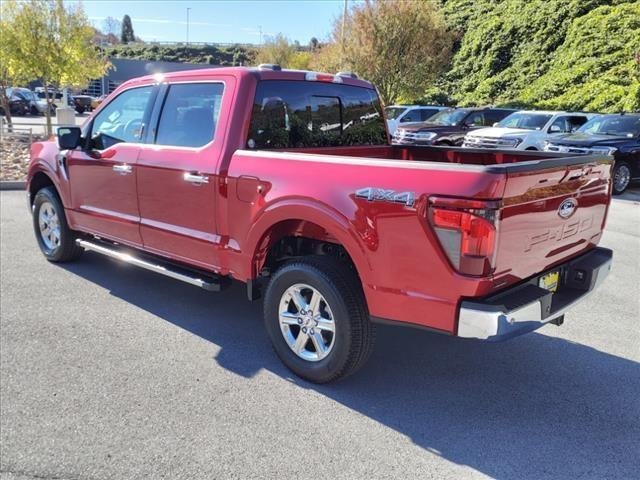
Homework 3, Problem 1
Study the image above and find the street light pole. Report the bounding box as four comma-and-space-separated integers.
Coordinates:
340, 0, 347, 69
186, 7, 191, 45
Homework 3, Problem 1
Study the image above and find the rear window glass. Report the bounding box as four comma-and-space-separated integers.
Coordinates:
247, 80, 387, 149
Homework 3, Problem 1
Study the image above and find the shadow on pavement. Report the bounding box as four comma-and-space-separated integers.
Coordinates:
62, 252, 640, 479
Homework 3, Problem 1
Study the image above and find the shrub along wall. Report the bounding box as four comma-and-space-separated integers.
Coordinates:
436, 0, 640, 112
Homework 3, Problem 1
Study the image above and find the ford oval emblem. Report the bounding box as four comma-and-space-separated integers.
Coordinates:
558, 198, 578, 218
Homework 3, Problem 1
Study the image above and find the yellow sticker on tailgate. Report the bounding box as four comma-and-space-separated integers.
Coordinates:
539, 271, 560, 292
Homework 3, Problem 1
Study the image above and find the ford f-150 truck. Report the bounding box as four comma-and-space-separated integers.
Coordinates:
27, 66, 613, 383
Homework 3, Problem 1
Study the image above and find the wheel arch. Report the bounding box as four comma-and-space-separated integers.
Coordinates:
244, 201, 372, 292
28, 171, 57, 206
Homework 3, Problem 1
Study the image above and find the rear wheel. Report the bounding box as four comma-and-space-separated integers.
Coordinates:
612, 161, 631, 195
32, 187, 83, 262
263, 256, 375, 383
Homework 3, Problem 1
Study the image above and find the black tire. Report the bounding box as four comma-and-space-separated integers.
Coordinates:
612, 161, 631, 195
32, 187, 83, 262
263, 255, 376, 383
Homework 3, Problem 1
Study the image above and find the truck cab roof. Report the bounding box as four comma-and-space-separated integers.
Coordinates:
120, 66, 376, 91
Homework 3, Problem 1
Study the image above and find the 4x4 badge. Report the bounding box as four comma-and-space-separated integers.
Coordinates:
355, 187, 415, 207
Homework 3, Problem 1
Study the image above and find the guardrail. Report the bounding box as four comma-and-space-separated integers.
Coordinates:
1, 119, 75, 140
0, 125, 33, 144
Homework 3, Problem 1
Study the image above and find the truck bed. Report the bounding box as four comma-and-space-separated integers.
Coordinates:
291, 144, 598, 169
228, 146, 612, 332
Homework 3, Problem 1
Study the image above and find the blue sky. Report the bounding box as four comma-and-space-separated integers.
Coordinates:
69, 0, 346, 44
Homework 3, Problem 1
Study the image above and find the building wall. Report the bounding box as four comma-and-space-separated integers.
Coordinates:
84, 58, 217, 96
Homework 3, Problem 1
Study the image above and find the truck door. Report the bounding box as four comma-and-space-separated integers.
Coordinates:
136, 81, 228, 271
67, 85, 156, 245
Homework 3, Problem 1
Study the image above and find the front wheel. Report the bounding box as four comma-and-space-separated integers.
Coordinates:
32, 187, 83, 262
263, 256, 376, 383
612, 161, 631, 195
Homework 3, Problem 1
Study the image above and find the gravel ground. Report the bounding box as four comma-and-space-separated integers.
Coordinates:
1, 190, 639, 480
0, 140, 31, 182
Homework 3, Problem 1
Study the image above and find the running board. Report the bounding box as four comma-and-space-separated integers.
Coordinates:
76, 239, 229, 292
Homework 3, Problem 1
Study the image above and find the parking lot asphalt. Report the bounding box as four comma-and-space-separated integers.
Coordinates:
1, 189, 639, 480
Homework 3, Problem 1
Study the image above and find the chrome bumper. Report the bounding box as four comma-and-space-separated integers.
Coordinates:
457, 247, 613, 341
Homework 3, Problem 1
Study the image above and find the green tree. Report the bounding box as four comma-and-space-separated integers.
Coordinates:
0, 1, 25, 130
3, 0, 111, 134
121, 14, 135, 44
255, 34, 297, 67
312, 0, 454, 105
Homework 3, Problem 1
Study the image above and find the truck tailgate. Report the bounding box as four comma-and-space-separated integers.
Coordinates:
493, 156, 612, 283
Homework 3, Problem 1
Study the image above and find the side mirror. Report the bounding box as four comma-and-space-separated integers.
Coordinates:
493, 122, 500, 127
548, 124, 562, 134
57, 127, 82, 150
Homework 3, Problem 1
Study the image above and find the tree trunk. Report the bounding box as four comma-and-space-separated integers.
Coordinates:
0, 88, 13, 133
43, 85, 53, 137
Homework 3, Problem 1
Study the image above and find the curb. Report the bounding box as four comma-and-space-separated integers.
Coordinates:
0, 181, 26, 191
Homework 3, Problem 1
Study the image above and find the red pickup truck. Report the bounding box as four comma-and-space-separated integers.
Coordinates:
27, 66, 613, 383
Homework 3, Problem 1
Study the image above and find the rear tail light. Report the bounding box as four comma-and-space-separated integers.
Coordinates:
428, 196, 501, 276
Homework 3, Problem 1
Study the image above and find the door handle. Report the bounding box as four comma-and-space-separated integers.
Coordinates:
112, 164, 132, 175
183, 172, 209, 185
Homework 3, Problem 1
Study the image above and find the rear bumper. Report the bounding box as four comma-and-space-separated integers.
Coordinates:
457, 247, 612, 341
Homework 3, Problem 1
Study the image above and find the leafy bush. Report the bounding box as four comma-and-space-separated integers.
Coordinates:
438, 0, 639, 112
105, 44, 256, 66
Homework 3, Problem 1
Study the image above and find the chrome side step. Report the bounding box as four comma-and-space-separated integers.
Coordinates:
76, 239, 228, 292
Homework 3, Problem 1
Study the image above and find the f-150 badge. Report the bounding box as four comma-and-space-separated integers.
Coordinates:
355, 188, 415, 207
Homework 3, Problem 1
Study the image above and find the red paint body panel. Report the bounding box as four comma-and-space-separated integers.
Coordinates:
26, 67, 613, 335
66, 145, 142, 245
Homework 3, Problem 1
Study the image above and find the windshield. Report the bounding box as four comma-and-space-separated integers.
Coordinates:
427, 109, 470, 126
498, 112, 552, 130
384, 107, 407, 120
578, 116, 640, 137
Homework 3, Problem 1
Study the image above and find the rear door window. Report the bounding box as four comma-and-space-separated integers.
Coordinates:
420, 109, 439, 121
549, 116, 570, 133
567, 116, 588, 132
247, 80, 387, 149
485, 110, 511, 126
401, 109, 420, 123
466, 112, 484, 126
155, 83, 224, 148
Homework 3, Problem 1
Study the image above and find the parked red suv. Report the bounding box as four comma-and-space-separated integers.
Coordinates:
27, 67, 613, 382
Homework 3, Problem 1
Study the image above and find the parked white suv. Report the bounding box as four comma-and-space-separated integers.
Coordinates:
384, 105, 447, 135
463, 111, 592, 151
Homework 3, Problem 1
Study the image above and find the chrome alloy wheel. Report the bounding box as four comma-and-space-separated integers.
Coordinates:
38, 201, 61, 252
614, 164, 631, 193
279, 283, 336, 362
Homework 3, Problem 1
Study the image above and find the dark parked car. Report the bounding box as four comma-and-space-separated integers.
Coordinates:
72, 94, 93, 114
544, 113, 640, 194
0, 90, 30, 116
392, 107, 516, 146
6, 87, 56, 115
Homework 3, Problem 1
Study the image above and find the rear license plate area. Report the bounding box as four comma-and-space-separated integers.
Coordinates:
539, 270, 560, 292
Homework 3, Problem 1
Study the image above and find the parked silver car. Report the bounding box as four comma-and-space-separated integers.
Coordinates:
7, 87, 56, 115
